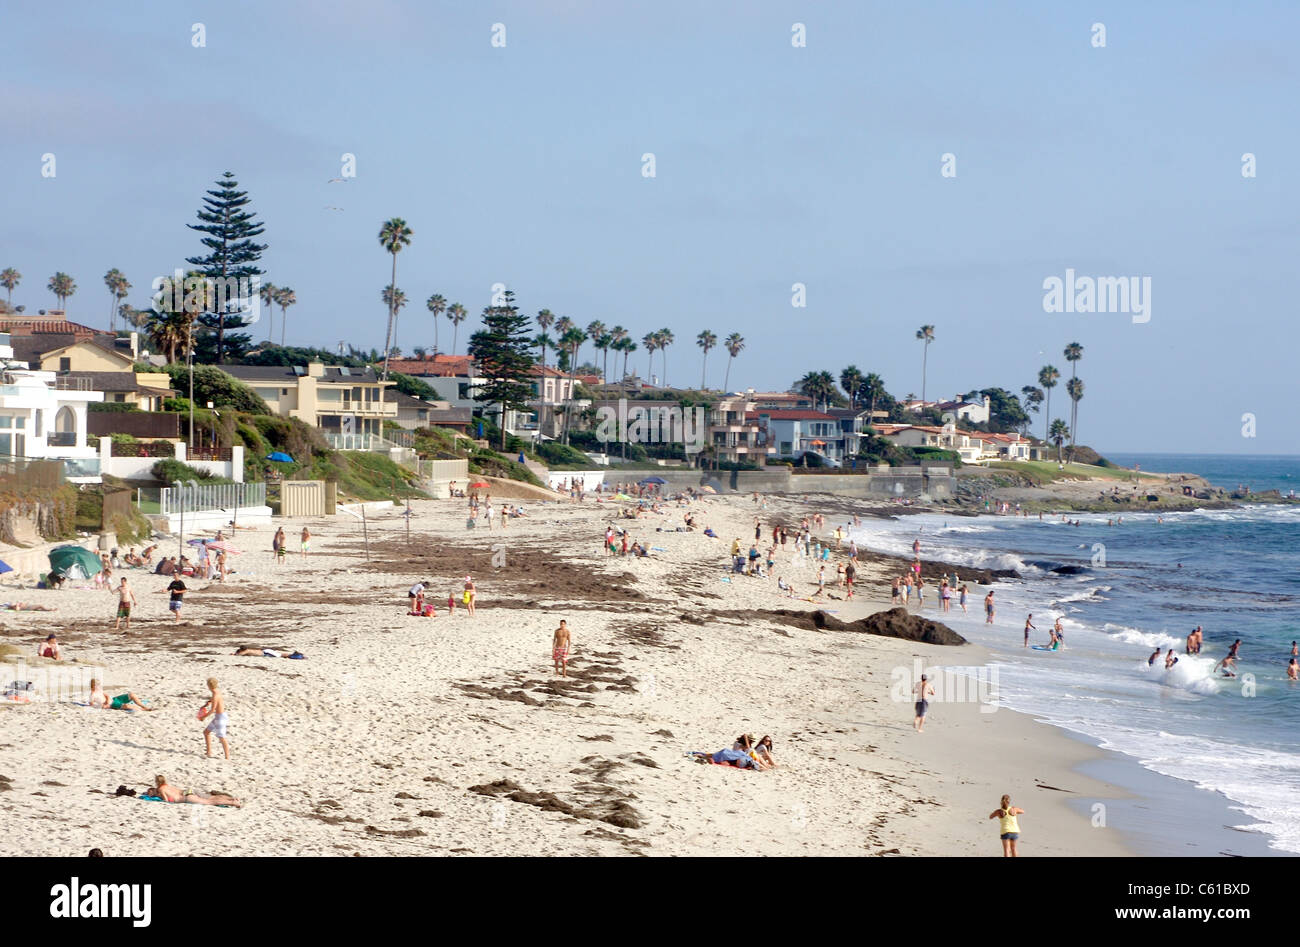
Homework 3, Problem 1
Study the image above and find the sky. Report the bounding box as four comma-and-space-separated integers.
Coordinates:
3, 0, 1298, 454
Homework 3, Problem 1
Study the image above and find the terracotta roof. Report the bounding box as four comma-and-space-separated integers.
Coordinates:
752, 409, 838, 421
386, 355, 474, 377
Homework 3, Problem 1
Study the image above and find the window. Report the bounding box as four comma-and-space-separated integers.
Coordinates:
114, 393, 127, 403
59, 357, 71, 372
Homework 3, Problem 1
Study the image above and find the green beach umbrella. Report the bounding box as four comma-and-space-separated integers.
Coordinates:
48, 545, 102, 580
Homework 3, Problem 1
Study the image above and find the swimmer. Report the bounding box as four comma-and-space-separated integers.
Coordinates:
1148, 647, 1162, 667
1164, 649, 1179, 669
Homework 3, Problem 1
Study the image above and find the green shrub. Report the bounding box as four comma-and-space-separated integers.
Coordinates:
89, 402, 139, 413
160, 364, 270, 415
150, 458, 233, 484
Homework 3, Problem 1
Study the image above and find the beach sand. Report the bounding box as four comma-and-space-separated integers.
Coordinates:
0, 493, 1136, 856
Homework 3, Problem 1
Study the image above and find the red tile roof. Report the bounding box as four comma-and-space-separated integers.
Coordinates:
385, 354, 473, 377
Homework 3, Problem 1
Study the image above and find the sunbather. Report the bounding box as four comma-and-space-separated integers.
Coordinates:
150, 774, 241, 807
88, 679, 154, 712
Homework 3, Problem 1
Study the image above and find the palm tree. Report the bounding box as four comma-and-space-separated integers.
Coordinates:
1064, 342, 1084, 457
446, 302, 468, 355
379, 284, 405, 353
840, 365, 865, 409
1066, 377, 1084, 461
146, 306, 193, 364
1037, 365, 1060, 444
378, 217, 413, 378
259, 281, 278, 341
47, 272, 76, 311
533, 332, 554, 368
0, 268, 19, 306
656, 328, 674, 387
798, 370, 838, 412
607, 325, 628, 383
596, 333, 613, 383
915, 325, 935, 402
641, 332, 658, 382
1049, 418, 1070, 464
426, 294, 446, 354
615, 337, 636, 390
103, 269, 130, 332
585, 321, 606, 376
275, 287, 296, 347
696, 330, 717, 390
559, 326, 587, 444
862, 373, 888, 426
722, 333, 745, 391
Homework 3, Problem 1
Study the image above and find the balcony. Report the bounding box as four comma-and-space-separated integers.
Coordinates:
62, 457, 101, 479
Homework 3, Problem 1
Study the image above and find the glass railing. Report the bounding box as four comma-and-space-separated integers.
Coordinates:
62, 458, 101, 478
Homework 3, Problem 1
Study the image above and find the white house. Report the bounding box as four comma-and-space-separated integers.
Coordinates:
0, 331, 104, 481
903, 395, 991, 425
754, 409, 845, 464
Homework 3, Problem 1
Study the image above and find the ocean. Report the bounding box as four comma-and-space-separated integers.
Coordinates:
848, 453, 1300, 855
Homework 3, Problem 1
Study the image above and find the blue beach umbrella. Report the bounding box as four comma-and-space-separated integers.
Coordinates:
639, 476, 668, 485
267, 451, 294, 463
0, 560, 12, 575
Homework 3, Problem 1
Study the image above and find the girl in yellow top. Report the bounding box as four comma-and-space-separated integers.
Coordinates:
988, 794, 1025, 857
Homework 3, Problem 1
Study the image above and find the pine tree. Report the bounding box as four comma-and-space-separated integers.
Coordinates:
467, 290, 536, 449
185, 171, 267, 363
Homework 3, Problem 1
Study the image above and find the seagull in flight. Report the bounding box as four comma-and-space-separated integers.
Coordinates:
324, 205, 344, 211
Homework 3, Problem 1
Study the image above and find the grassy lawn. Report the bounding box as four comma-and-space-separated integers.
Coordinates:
984, 460, 1156, 485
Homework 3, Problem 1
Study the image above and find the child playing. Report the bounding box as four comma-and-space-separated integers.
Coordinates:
114, 577, 137, 631
200, 677, 230, 760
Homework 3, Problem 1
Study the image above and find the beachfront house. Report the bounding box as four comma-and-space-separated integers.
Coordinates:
875, 423, 1031, 464
0, 330, 105, 480
753, 408, 845, 465
222, 362, 396, 448
901, 394, 991, 425
705, 392, 772, 467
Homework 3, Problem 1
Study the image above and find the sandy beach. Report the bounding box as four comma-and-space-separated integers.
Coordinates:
0, 491, 1140, 857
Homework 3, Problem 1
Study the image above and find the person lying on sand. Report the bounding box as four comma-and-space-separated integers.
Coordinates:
88, 679, 154, 711
38, 634, 62, 659
232, 646, 305, 659
150, 775, 241, 807
2, 602, 56, 611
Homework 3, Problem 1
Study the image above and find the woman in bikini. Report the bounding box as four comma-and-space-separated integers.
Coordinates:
152, 774, 241, 807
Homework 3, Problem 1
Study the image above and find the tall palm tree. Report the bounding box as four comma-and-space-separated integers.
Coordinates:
146, 305, 193, 365
840, 365, 865, 409
1037, 364, 1060, 444
259, 281, 278, 341
607, 325, 628, 384
1066, 377, 1084, 461
447, 302, 468, 355
103, 269, 130, 332
915, 324, 935, 402
382, 284, 408, 354
275, 287, 296, 347
585, 321, 606, 376
559, 326, 587, 444
641, 332, 658, 382
656, 328, 674, 387
1049, 418, 1070, 464
1063, 342, 1084, 457
378, 217, 413, 378
615, 337, 636, 390
0, 268, 19, 306
596, 333, 613, 383
722, 333, 745, 391
426, 294, 446, 354
47, 272, 76, 311
797, 370, 838, 412
696, 330, 717, 390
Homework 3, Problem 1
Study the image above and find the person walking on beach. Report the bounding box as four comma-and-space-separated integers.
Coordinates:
201, 677, 230, 760
844, 559, 855, 599
989, 795, 1025, 857
913, 673, 935, 732
552, 619, 571, 678
959, 584, 968, 615
162, 575, 188, 623
891, 576, 901, 606
1023, 614, 1035, 648
984, 590, 996, 624
113, 578, 137, 631
300, 526, 311, 558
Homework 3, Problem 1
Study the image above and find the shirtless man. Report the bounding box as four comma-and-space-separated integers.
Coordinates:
984, 590, 996, 625
1216, 655, 1236, 678
1288, 658, 1298, 681
552, 620, 571, 678
152, 775, 241, 808
1053, 617, 1065, 645
201, 677, 230, 759
88, 679, 154, 711
1023, 614, 1035, 648
114, 578, 138, 631
913, 674, 935, 732
1148, 647, 1162, 667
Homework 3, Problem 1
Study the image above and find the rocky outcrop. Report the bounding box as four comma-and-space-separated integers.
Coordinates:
762, 607, 967, 646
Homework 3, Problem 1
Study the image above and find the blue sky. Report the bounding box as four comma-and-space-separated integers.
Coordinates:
3, 0, 1297, 454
